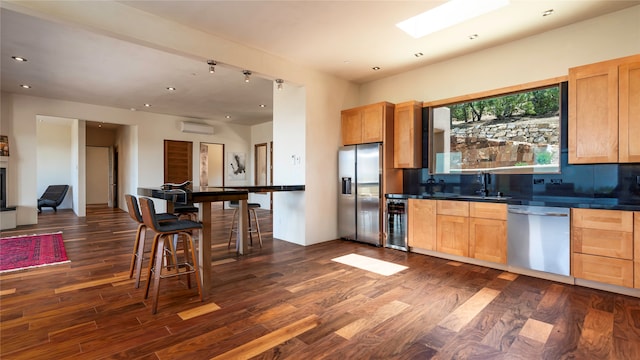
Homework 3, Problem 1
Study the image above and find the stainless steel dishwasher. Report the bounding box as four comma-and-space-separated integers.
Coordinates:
507, 205, 570, 276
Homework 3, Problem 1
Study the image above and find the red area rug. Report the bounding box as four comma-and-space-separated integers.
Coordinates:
0, 232, 70, 273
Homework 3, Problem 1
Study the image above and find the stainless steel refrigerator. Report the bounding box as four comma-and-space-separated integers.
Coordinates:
338, 143, 382, 246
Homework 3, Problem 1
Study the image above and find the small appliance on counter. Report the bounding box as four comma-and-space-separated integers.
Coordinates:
338, 143, 383, 246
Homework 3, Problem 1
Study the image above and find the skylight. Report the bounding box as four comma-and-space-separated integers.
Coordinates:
396, 0, 510, 38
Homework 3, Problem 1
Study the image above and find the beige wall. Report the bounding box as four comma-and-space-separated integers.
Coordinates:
359, 5, 640, 105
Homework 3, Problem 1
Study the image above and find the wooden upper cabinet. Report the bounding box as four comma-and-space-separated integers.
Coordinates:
341, 108, 363, 145
568, 54, 640, 164
619, 60, 640, 162
341, 102, 393, 145
362, 105, 384, 143
394, 101, 422, 168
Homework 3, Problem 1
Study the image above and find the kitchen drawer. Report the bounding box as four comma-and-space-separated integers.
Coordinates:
635, 261, 639, 289
437, 200, 469, 217
469, 202, 506, 220
572, 208, 633, 232
573, 253, 634, 288
572, 227, 633, 260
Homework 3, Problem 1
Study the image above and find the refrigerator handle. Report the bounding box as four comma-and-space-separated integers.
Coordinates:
341, 177, 352, 195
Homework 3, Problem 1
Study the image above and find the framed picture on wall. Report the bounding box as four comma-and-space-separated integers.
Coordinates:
228, 152, 246, 180
0, 135, 9, 157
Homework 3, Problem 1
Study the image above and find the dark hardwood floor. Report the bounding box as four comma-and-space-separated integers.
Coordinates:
1, 204, 639, 359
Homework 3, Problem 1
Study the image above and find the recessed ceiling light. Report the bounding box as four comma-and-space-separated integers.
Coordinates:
19, 84, 31, 89
225, 115, 231, 119
166, 87, 176, 91
207, 60, 216, 73
414, 52, 424, 58
468, 34, 479, 40
12, 56, 27, 62
259, 104, 266, 108
543, 9, 554, 17
372, 66, 381, 71
397, 0, 510, 38
130, 108, 137, 111
144, 103, 151, 107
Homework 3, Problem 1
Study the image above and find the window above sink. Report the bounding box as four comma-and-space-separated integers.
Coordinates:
427, 81, 564, 175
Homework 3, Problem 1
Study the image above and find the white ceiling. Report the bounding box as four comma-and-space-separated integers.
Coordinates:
2, 1, 638, 127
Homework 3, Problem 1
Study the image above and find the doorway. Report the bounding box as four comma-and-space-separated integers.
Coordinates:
199, 142, 225, 210
199, 143, 224, 187
86, 146, 110, 205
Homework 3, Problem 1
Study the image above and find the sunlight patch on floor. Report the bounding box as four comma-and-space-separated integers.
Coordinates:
332, 253, 407, 276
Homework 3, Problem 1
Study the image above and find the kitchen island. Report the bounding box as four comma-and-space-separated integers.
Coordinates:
138, 185, 304, 293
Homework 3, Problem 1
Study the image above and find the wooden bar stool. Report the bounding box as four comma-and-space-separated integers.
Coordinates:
138, 197, 203, 314
173, 203, 199, 221
125, 194, 178, 288
227, 201, 262, 249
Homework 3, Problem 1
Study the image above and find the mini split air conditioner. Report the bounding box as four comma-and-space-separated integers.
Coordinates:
181, 121, 214, 135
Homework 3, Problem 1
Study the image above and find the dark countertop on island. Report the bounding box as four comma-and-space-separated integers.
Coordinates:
385, 193, 640, 211
138, 185, 305, 204
221, 185, 305, 192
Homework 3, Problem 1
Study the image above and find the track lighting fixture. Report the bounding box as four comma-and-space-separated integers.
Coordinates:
243, 70, 252, 83
207, 60, 216, 73
275, 79, 284, 91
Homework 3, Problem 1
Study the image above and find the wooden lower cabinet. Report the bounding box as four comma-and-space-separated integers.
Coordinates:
436, 214, 469, 257
635, 212, 639, 289
571, 208, 635, 288
408, 199, 436, 250
469, 217, 507, 264
469, 202, 507, 264
573, 253, 634, 288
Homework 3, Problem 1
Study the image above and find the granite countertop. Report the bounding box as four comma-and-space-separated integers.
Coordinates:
385, 193, 640, 211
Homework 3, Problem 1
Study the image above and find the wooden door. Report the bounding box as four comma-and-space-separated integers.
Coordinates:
436, 214, 469, 257
164, 140, 193, 184
469, 218, 507, 264
568, 60, 619, 163
408, 199, 436, 250
619, 60, 640, 162
341, 109, 362, 145
361, 104, 383, 143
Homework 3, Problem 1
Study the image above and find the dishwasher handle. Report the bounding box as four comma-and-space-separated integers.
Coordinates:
508, 209, 568, 217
